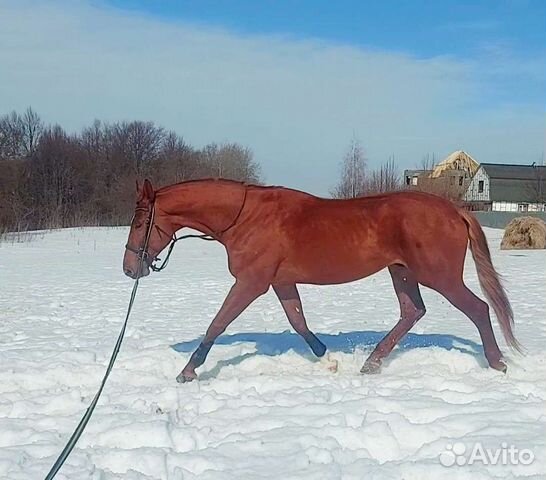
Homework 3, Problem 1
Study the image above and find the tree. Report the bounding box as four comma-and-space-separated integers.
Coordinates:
20, 107, 43, 156
0, 111, 24, 159
367, 156, 401, 194
199, 142, 262, 183
527, 162, 546, 205
0, 108, 265, 232
160, 131, 196, 183
24, 126, 84, 227
420, 152, 438, 172
111, 121, 165, 176
0, 107, 42, 159
331, 137, 367, 199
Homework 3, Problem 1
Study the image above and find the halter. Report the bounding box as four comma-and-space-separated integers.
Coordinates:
125, 184, 248, 273
124, 204, 157, 266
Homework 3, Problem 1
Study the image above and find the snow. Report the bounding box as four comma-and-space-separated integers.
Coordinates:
0, 227, 545, 479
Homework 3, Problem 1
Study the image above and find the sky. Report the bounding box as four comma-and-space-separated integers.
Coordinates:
1, 0, 545, 194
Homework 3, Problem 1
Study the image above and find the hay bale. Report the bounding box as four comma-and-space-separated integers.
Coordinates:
501, 216, 546, 250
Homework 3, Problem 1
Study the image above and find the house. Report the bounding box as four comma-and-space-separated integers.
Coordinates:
404, 150, 479, 201
404, 151, 546, 212
464, 163, 546, 212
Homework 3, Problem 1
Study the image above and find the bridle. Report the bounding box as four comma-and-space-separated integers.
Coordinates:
125, 184, 248, 273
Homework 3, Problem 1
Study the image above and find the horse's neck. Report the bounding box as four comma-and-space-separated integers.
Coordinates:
157, 181, 244, 237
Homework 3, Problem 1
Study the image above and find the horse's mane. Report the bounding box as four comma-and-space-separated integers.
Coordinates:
155, 177, 438, 205
155, 177, 308, 197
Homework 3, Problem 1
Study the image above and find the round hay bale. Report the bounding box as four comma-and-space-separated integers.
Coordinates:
501, 216, 546, 250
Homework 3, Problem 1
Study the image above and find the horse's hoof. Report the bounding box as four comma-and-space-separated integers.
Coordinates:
360, 360, 382, 374
176, 371, 197, 383
490, 359, 508, 373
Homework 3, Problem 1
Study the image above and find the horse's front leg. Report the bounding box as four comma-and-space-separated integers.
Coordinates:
177, 280, 269, 383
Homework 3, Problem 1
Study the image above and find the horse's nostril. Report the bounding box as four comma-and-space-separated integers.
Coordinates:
124, 268, 134, 277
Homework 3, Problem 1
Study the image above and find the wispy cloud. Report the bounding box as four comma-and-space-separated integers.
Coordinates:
0, 0, 544, 193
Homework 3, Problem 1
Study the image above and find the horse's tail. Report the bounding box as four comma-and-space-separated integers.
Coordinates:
459, 210, 523, 353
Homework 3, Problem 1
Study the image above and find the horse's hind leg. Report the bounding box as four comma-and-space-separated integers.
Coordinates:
273, 284, 327, 358
433, 281, 506, 372
361, 264, 426, 374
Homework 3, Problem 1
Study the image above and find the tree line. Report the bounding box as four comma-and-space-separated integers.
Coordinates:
0, 108, 262, 232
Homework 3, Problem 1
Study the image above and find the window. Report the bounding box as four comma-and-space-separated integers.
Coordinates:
478, 180, 484, 193
518, 204, 529, 212
405, 176, 411, 185
412, 176, 418, 186
459, 176, 464, 186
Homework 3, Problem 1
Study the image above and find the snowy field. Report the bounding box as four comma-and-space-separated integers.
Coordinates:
0, 226, 545, 479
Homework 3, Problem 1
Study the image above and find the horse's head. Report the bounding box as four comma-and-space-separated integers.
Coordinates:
123, 179, 173, 279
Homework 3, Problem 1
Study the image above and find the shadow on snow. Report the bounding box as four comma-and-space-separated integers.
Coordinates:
172, 330, 483, 378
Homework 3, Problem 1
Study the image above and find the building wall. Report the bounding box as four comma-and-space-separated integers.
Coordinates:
464, 167, 490, 202
491, 201, 546, 212
492, 201, 518, 212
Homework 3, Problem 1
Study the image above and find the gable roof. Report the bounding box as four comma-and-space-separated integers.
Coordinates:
430, 150, 480, 178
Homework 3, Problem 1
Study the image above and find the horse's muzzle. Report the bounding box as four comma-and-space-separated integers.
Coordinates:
123, 264, 150, 279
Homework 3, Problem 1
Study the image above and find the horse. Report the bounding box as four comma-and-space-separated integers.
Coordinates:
123, 178, 521, 383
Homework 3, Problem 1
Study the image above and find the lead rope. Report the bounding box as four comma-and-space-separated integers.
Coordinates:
44, 208, 157, 480
44, 279, 140, 479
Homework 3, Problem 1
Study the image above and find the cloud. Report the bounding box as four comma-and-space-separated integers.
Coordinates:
0, 0, 544, 193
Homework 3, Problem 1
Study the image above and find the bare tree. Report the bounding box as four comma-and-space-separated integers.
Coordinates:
420, 152, 438, 172
526, 162, 546, 205
367, 155, 401, 194
161, 131, 197, 183
25, 126, 82, 227
331, 137, 367, 199
0, 108, 266, 231
20, 107, 43, 156
0, 107, 43, 159
111, 121, 165, 176
0, 111, 24, 159
199, 142, 262, 183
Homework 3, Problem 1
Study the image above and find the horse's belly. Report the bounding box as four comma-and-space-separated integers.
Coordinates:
275, 245, 392, 285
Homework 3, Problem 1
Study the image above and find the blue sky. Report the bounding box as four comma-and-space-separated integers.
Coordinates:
1, 0, 545, 193
103, 0, 546, 105
105, 0, 546, 58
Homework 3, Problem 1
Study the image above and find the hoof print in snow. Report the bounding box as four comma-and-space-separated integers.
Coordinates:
360, 360, 382, 375
320, 353, 339, 373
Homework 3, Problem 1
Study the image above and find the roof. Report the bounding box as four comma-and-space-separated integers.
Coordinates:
430, 150, 480, 178
488, 180, 545, 203
481, 163, 546, 180
480, 164, 546, 202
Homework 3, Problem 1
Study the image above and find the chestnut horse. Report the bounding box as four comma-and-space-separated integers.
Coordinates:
123, 178, 520, 382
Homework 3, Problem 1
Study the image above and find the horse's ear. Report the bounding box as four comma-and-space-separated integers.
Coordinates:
143, 178, 155, 201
